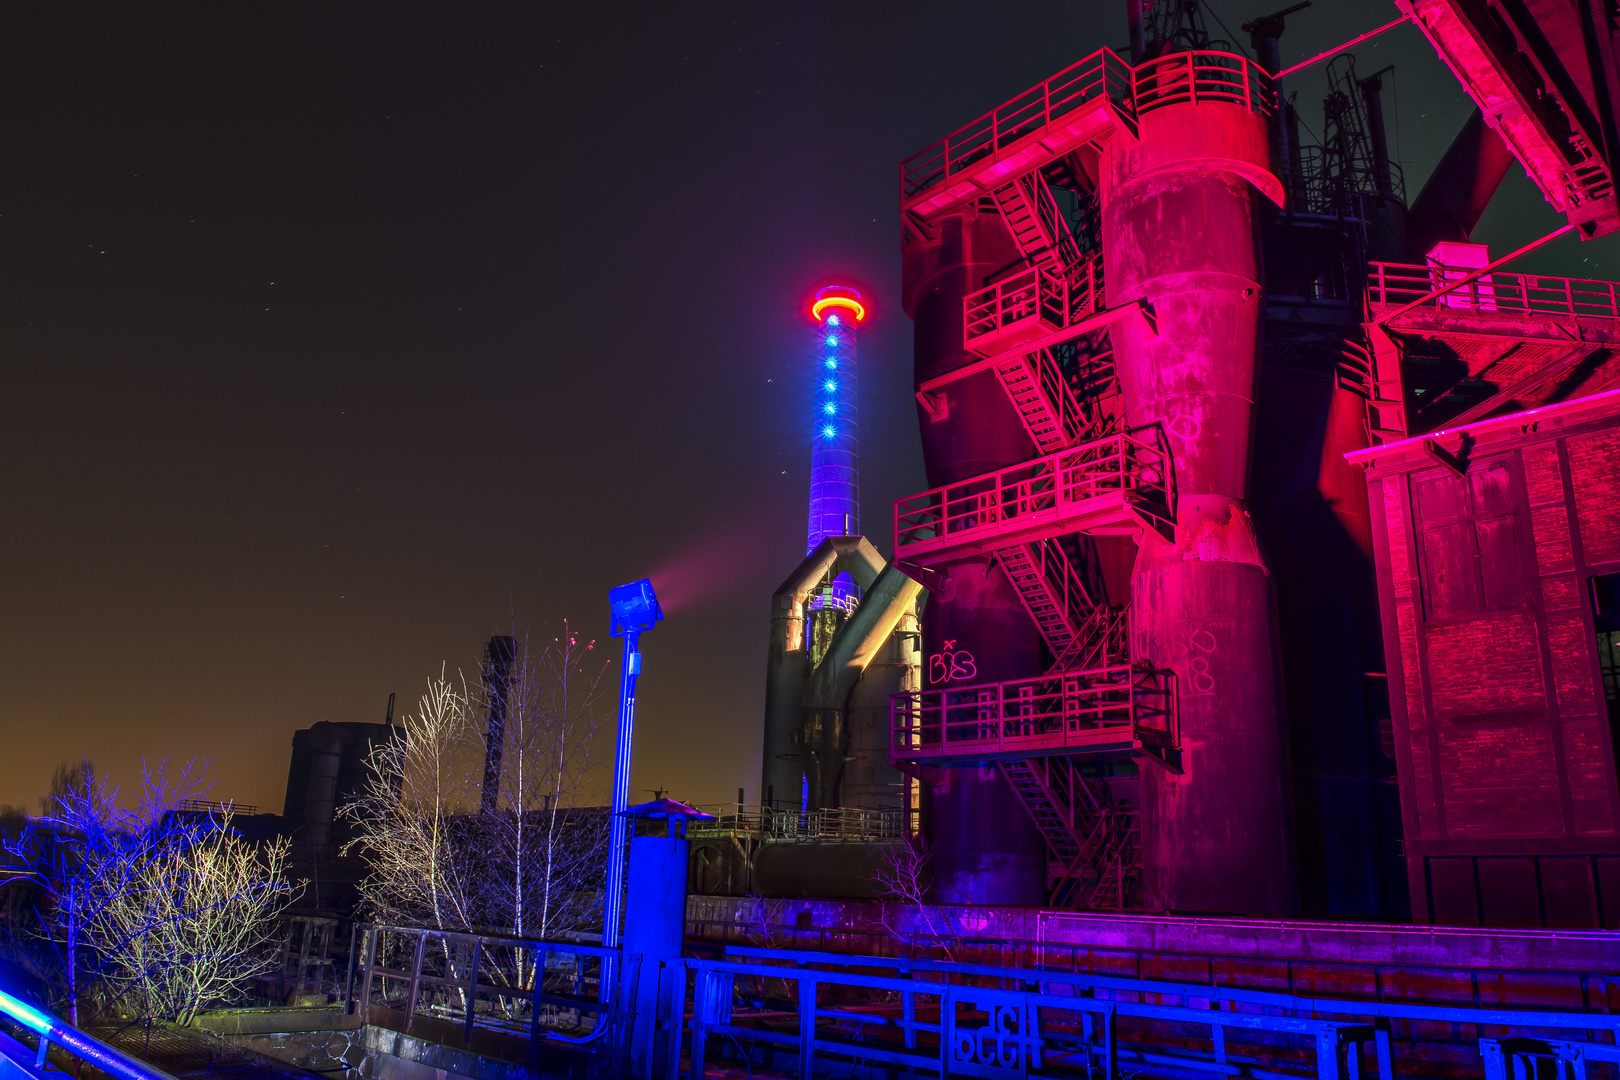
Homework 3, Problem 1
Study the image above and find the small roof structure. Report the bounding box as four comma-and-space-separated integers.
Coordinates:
618, 797, 716, 821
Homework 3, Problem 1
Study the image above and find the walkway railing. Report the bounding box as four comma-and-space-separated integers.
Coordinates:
963, 256, 1105, 355
891, 663, 1177, 763
1133, 50, 1277, 117
902, 50, 1274, 211
901, 49, 1135, 202
1367, 261, 1620, 321
894, 427, 1176, 560
348, 923, 612, 1050
686, 805, 904, 842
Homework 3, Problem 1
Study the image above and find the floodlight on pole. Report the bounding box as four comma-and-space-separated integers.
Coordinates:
602, 578, 662, 958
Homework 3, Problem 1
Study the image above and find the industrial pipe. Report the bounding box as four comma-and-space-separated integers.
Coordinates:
1405, 109, 1514, 260
801, 564, 926, 810
760, 536, 885, 811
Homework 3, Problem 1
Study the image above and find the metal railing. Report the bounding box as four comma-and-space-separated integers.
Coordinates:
901, 49, 1136, 202
348, 923, 613, 1050
1367, 261, 1620, 321
0, 987, 178, 1080
893, 427, 1175, 559
964, 256, 1105, 355
1133, 50, 1277, 117
689, 945, 1620, 1080
686, 805, 904, 842
690, 948, 1379, 1080
891, 662, 1177, 762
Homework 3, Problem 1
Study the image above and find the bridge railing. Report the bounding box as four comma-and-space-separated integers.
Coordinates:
691, 945, 1620, 1080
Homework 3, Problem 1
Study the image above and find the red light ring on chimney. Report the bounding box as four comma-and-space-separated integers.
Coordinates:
812, 286, 865, 322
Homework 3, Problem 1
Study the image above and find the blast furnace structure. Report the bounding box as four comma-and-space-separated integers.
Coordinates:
886, 1, 1620, 924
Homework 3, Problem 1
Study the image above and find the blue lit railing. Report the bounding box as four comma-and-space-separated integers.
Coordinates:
0, 987, 178, 1080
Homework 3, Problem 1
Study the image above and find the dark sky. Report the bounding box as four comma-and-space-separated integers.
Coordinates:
2, 2, 1615, 813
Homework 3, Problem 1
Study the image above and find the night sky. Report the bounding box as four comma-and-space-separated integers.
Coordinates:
2, 2, 1615, 815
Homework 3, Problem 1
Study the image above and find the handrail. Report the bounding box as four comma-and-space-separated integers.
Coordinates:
900, 48, 1135, 201
901, 50, 1276, 207
890, 662, 1177, 761
686, 953, 1386, 1080
0, 988, 180, 1080
962, 255, 1106, 353
715, 946, 1620, 1036
1133, 50, 1277, 118
1367, 255, 1620, 322
892, 426, 1176, 557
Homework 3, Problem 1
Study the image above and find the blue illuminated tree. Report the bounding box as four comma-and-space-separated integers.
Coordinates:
0, 760, 291, 1025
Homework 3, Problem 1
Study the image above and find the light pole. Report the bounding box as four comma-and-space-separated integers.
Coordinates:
603, 578, 662, 958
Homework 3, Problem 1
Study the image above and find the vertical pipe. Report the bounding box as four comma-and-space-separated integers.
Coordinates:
808, 288, 862, 555
480, 636, 517, 815
603, 630, 640, 954
902, 206, 1048, 905
1101, 84, 1296, 915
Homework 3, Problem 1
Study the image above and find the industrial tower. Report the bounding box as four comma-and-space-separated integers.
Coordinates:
889, 0, 1620, 924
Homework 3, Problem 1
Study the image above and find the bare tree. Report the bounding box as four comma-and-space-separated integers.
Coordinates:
0, 760, 291, 1026
93, 801, 290, 1024
486, 623, 612, 942
873, 835, 958, 961
342, 670, 483, 933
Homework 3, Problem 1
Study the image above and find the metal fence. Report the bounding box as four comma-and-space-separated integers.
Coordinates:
686, 804, 905, 842
684, 945, 1620, 1080
1368, 262, 1620, 321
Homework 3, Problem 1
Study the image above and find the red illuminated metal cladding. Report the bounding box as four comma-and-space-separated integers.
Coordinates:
892, 430, 1175, 559
890, 664, 1177, 760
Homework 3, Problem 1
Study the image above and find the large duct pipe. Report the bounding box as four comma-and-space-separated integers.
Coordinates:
1405, 109, 1514, 260
1102, 86, 1296, 915
903, 205, 1048, 906
761, 536, 886, 810
802, 564, 925, 810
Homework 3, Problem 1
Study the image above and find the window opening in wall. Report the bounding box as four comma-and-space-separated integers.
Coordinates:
1593, 573, 1620, 752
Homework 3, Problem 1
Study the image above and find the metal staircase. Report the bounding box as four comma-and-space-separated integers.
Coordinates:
990, 173, 1083, 272
992, 348, 1088, 453
1000, 757, 1139, 910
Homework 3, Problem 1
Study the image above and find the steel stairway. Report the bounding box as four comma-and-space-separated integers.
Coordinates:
1000, 757, 1139, 910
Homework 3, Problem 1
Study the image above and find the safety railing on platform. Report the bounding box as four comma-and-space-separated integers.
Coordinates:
964, 256, 1105, 355
1131, 49, 1277, 117
686, 805, 904, 842
347, 923, 612, 1054
0, 987, 177, 1080
691, 945, 1620, 1080
893, 427, 1175, 559
890, 663, 1177, 762
901, 49, 1136, 202
1367, 261, 1620, 321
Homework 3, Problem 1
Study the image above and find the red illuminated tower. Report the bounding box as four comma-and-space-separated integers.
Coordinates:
893, 39, 1290, 910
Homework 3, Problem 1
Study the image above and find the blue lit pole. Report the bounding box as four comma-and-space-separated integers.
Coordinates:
603, 579, 662, 963
807, 286, 863, 556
